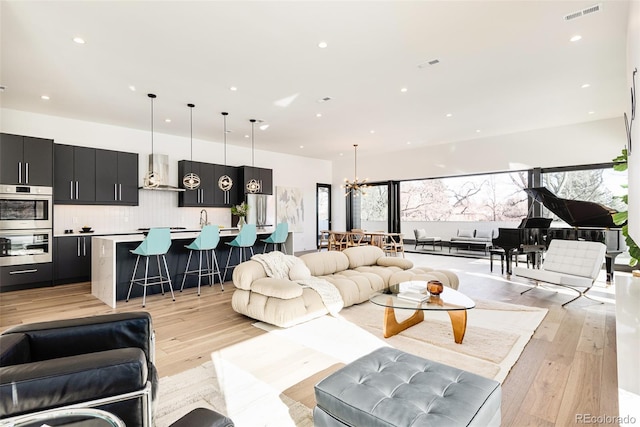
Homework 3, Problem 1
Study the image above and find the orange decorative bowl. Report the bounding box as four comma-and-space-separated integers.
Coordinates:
427, 280, 444, 296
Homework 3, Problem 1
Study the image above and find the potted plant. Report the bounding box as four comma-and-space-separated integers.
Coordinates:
231, 201, 248, 230
612, 148, 639, 271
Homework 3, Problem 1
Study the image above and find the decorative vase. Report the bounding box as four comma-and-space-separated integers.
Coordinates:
237, 216, 245, 230
427, 280, 444, 296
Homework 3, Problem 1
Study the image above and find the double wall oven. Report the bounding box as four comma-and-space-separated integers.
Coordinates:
0, 185, 53, 267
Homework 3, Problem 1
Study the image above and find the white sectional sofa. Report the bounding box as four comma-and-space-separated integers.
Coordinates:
231, 245, 459, 327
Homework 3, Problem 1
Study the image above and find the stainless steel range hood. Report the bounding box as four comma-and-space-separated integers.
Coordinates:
139, 154, 185, 192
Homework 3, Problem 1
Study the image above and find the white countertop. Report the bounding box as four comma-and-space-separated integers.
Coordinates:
56, 226, 275, 238
90, 227, 276, 243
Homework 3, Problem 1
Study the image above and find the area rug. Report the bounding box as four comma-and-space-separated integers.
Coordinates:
155, 299, 547, 427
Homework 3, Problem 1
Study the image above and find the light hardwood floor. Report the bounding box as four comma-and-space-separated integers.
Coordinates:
0, 252, 620, 426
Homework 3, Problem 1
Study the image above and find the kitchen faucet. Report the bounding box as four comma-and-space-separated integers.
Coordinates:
199, 209, 209, 228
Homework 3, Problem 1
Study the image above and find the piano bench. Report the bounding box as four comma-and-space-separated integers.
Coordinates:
489, 247, 505, 274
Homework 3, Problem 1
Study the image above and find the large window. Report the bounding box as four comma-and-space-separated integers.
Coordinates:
541, 166, 627, 223
399, 171, 529, 222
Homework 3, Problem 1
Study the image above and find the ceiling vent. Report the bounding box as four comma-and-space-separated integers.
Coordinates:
564, 4, 601, 21
317, 97, 332, 103
418, 59, 440, 69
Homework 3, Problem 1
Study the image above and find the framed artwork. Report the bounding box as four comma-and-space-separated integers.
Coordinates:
276, 186, 304, 232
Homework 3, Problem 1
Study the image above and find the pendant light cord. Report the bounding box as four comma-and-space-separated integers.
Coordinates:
250, 119, 256, 167
354, 144, 358, 179
188, 103, 195, 163
222, 112, 228, 166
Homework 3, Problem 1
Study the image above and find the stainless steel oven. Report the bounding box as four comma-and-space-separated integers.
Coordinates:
0, 185, 52, 230
0, 228, 52, 266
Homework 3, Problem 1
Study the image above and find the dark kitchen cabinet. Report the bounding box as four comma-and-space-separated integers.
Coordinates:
54, 144, 96, 203
241, 166, 273, 195
213, 164, 242, 206
1, 263, 53, 291
95, 149, 139, 205
0, 133, 53, 186
178, 161, 215, 207
54, 236, 92, 283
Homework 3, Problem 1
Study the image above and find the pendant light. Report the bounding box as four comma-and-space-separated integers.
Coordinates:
182, 103, 201, 190
143, 93, 162, 189
342, 144, 368, 197
245, 119, 262, 194
217, 112, 234, 197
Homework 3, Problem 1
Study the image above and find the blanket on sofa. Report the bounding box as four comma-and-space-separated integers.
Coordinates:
251, 252, 344, 315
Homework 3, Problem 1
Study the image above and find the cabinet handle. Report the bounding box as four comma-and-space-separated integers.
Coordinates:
19, 161, 22, 183
119, 184, 122, 201
83, 237, 87, 256
76, 181, 79, 199
25, 162, 29, 184
70, 181, 74, 199
114, 183, 118, 201
77, 237, 81, 256
9, 269, 38, 275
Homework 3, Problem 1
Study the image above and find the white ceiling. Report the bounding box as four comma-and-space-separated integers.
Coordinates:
0, 0, 631, 161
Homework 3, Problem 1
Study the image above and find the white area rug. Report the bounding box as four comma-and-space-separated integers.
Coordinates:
155, 299, 547, 427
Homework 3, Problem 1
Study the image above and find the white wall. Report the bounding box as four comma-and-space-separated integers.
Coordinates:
331, 117, 627, 230
1, 109, 332, 252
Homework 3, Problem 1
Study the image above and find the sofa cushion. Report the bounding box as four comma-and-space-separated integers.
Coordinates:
376, 256, 413, 270
232, 260, 268, 291
289, 258, 312, 281
343, 246, 385, 269
251, 278, 304, 299
300, 251, 350, 277
414, 229, 427, 239
475, 229, 493, 240
458, 229, 475, 238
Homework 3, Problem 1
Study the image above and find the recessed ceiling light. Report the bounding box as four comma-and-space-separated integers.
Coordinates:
259, 124, 269, 130
128, 85, 136, 91
230, 86, 238, 91
165, 119, 171, 123
316, 113, 322, 118
588, 111, 595, 115
476, 129, 481, 133
244, 134, 250, 138
318, 41, 328, 49
299, 145, 304, 149
370, 130, 375, 134
41, 95, 50, 100
446, 113, 453, 117
339, 153, 344, 156
570, 35, 582, 42
72, 37, 85, 44
581, 83, 591, 88
400, 87, 408, 93
406, 141, 411, 145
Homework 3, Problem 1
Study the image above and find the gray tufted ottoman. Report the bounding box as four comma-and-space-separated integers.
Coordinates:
313, 347, 501, 427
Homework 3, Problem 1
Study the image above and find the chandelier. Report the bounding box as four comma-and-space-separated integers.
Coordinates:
343, 144, 368, 197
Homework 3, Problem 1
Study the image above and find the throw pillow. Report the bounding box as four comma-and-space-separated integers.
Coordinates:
458, 229, 474, 238
475, 230, 492, 239
289, 258, 312, 281
415, 229, 427, 239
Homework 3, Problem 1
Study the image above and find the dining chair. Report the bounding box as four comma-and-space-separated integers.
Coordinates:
383, 233, 405, 257
126, 227, 175, 307
180, 225, 223, 296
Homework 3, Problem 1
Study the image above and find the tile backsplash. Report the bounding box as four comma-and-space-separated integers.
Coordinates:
54, 190, 231, 235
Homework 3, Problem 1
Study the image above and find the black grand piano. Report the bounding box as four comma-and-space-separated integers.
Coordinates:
492, 187, 623, 281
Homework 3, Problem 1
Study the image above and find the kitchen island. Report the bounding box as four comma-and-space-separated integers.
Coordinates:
91, 227, 293, 308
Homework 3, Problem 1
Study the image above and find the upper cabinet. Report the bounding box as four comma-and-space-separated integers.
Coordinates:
54, 144, 138, 206
95, 149, 138, 205
241, 166, 272, 195
54, 144, 96, 203
0, 133, 53, 186
178, 161, 242, 207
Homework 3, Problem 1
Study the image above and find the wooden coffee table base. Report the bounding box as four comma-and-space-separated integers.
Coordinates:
382, 307, 468, 344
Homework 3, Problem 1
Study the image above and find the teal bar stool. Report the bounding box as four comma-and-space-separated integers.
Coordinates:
180, 225, 223, 296
224, 224, 257, 281
261, 222, 289, 254
126, 228, 175, 307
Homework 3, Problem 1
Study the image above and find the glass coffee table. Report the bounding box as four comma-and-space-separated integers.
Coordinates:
370, 281, 475, 344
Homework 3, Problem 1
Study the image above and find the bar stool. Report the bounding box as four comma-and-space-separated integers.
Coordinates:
223, 224, 257, 281
180, 225, 223, 296
126, 228, 175, 307
261, 222, 289, 254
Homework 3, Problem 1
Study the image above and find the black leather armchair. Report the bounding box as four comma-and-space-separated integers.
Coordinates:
0, 312, 158, 426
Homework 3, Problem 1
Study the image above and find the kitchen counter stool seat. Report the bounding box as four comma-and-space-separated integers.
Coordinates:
261, 222, 288, 254
126, 227, 175, 307
181, 225, 224, 295
224, 224, 257, 282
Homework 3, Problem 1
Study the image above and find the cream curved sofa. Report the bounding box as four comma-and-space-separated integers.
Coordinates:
231, 245, 459, 328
